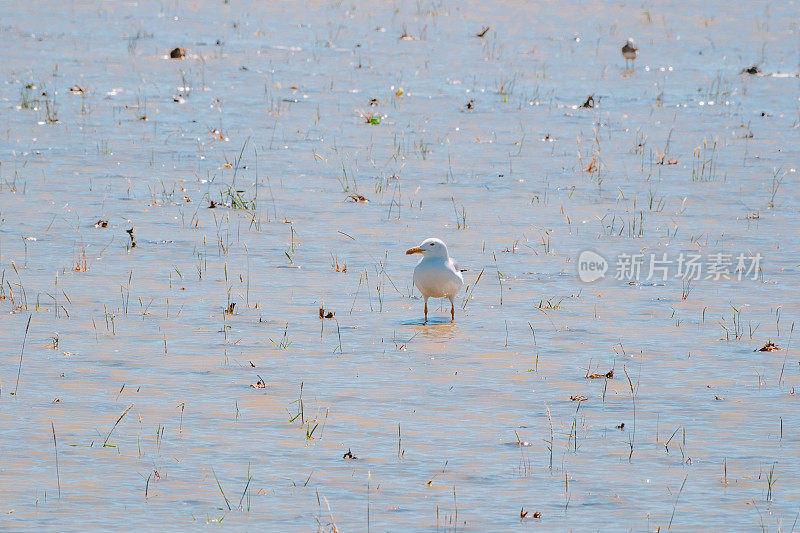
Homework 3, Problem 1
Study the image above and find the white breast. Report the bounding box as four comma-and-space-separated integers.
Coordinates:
413, 257, 464, 299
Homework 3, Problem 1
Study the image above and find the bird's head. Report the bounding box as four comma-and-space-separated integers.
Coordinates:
626, 38, 637, 48
406, 238, 449, 258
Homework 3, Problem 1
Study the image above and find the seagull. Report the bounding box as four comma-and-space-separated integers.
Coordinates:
621, 38, 638, 69
406, 238, 464, 324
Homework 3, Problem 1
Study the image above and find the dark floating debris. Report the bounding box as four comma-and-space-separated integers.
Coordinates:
94, 219, 108, 228
581, 95, 595, 108
225, 302, 236, 315
476, 26, 490, 38
588, 369, 614, 379
347, 193, 368, 203
169, 47, 186, 59
465, 99, 474, 110
69, 85, 86, 94
319, 307, 335, 319
250, 375, 266, 389
343, 448, 357, 459
756, 341, 780, 352
616, 422, 625, 430
521, 508, 541, 520
741, 65, 761, 75
570, 395, 588, 402
369, 97, 379, 106
208, 200, 217, 208
125, 228, 136, 248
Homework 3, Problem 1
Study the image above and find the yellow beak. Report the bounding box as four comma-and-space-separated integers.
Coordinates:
405, 247, 424, 255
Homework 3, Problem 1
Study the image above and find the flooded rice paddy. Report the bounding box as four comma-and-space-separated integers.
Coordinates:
1, 0, 800, 529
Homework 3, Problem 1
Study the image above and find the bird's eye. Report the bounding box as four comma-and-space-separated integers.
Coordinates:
429, 243, 435, 246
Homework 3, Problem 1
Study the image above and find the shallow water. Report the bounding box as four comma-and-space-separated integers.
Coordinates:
1, 0, 800, 529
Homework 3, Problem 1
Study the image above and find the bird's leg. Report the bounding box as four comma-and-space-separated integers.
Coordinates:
450, 300, 455, 322
423, 298, 428, 325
